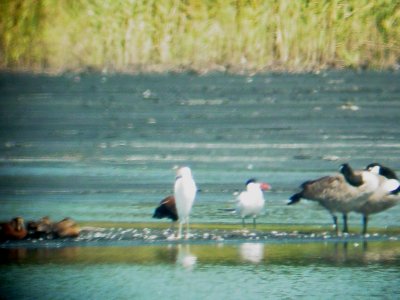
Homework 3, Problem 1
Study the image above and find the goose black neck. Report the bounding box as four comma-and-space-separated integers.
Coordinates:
341, 164, 363, 187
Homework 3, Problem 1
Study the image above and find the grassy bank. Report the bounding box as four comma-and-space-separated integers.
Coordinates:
1, 0, 399, 73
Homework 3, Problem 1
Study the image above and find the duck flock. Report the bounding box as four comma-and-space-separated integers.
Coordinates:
0, 216, 81, 242
1, 163, 399, 242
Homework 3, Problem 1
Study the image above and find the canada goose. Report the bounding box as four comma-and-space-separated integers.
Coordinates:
288, 163, 380, 234
174, 166, 197, 239
152, 195, 178, 222
236, 179, 270, 229
351, 163, 400, 234
0, 217, 27, 240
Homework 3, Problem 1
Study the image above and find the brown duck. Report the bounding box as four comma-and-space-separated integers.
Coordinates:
0, 217, 28, 240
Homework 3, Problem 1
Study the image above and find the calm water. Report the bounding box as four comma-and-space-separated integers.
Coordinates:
1, 71, 400, 299
1, 241, 400, 299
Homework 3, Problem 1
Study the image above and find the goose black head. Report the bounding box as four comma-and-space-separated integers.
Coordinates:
339, 163, 352, 176
365, 163, 398, 180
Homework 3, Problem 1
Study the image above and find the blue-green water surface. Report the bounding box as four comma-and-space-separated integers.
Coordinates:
1, 241, 400, 299
1, 71, 400, 299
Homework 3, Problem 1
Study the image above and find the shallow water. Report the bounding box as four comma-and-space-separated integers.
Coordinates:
1, 71, 400, 299
1, 240, 400, 299
1, 71, 400, 229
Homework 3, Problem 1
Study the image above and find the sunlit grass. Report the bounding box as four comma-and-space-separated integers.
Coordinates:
1, 0, 399, 73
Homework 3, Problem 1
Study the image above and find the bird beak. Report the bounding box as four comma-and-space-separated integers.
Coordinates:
260, 183, 271, 191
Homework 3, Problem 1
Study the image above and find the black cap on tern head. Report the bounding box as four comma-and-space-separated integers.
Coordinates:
245, 178, 257, 186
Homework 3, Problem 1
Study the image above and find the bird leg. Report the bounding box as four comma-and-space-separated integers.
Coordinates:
332, 215, 338, 235
177, 222, 183, 239
342, 214, 349, 233
185, 218, 190, 239
362, 215, 368, 235
242, 218, 245, 228
253, 218, 256, 230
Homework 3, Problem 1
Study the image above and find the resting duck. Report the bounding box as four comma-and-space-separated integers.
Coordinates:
0, 217, 28, 241
27, 216, 53, 238
53, 218, 81, 238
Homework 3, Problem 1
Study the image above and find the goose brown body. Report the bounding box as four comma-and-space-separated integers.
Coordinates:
289, 164, 380, 234
352, 163, 400, 234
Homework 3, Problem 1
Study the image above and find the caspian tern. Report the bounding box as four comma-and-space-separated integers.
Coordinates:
236, 179, 270, 229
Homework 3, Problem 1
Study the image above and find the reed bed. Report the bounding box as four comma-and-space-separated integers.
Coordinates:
1, 0, 399, 73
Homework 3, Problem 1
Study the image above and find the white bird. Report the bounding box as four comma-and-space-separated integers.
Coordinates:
236, 179, 271, 229
288, 163, 380, 234
174, 166, 197, 239
352, 163, 400, 235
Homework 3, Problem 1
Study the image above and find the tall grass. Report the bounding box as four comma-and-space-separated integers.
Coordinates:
1, 0, 399, 73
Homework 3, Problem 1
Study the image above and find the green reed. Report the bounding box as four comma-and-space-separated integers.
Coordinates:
1, 0, 399, 73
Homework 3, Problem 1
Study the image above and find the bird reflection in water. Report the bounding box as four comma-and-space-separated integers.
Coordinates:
239, 242, 264, 264
176, 244, 197, 270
